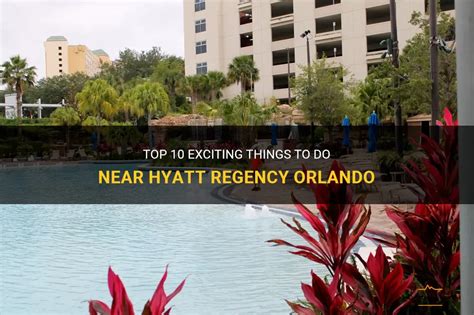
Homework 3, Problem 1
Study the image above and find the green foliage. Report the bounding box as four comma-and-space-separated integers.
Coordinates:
50, 106, 81, 126
151, 56, 185, 110
222, 93, 275, 126
76, 79, 118, 122
349, 69, 392, 124
105, 47, 164, 83
227, 56, 259, 94
24, 72, 90, 106
182, 74, 207, 113
367, 11, 456, 118
82, 116, 110, 126
1, 55, 37, 118
126, 82, 170, 122
206, 71, 228, 101
293, 58, 352, 126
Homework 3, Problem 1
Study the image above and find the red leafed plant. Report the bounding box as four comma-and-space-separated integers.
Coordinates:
89, 266, 186, 315
342, 246, 414, 315
287, 271, 348, 315
268, 161, 371, 276
368, 108, 460, 312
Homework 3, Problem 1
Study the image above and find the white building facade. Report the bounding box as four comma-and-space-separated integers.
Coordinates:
184, 0, 455, 104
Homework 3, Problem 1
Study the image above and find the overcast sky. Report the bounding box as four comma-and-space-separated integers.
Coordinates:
0, 0, 184, 79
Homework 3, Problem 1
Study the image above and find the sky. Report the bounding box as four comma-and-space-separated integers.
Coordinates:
0, 0, 184, 79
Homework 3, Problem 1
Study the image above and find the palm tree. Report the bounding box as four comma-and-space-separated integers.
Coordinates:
206, 71, 227, 101
76, 79, 118, 123
227, 56, 259, 95
1, 55, 37, 119
50, 106, 81, 149
182, 75, 207, 113
128, 82, 170, 125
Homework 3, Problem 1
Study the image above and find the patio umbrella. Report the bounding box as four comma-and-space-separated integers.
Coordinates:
368, 111, 379, 153
342, 115, 351, 148
271, 123, 278, 146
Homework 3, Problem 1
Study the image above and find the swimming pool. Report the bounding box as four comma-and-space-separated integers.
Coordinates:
0, 204, 325, 314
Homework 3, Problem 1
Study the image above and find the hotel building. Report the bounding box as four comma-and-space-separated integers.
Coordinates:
184, 0, 455, 104
44, 36, 111, 78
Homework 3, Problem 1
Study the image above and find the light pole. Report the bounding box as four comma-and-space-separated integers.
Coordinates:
429, 0, 440, 142
389, 0, 403, 157
300, 30, 314, 145
287, 47, 291, 105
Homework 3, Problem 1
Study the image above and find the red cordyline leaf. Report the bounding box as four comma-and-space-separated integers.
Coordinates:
89, 300, 111, 315
289, 271, 349, 315
89, 267, 186, 315
143, 265, 187, 315
342, 246, 414, 314
371, 108, 460, 304
108, 267, 135, 315
269, 161, 370, 275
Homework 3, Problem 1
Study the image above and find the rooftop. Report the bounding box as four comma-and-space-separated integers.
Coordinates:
92, 49, 109, 57
46, 36, 67, 42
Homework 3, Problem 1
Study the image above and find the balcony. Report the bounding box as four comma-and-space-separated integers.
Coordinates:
425, 0, 454, 12
272, 23, 294, 42
273, 73, 295, 91
271, 0, 293, 25
238, 0, 252, 10
367, 33, 390, 53
316, 40, 342, 59
315, 0, 340, 9
366, 5, 390, 25
272, 48, 295, 66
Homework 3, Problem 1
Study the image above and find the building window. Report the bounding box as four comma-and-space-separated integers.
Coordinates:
195, 0, 205, 12
240, 33, 253, 47
195, 19, 206, 33
240, 9, 252, 25
59, 64, 63, 67
59, 58, 62, 61
59, 69, 63, 73
58, 52, 62, 56
196, 41, 207, 54
58, 46, 62, 50
196, 62, 208, 74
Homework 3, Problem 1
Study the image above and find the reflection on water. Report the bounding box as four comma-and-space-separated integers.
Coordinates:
1, 204, 321, 314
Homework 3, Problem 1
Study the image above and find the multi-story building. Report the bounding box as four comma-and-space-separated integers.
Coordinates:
44, 36, 111, 78
184, 0, 455, 104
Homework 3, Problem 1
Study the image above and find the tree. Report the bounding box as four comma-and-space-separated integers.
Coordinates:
350, 70, 392, 124
368, 11, 456, 118
128, 82, 170, 124
222, 93, 274, 126
293, 58, 349, 126
50, 106, 81, 126
76, 79, 118, 123
227, 56, 259, 95
24, 73, 90, 106
206, 71, 227, 101
182, 75, 208, 113
50, 106, 81, 149
151, 56, 185, 110
99, 47, 165, 85
0, 55, 36, 119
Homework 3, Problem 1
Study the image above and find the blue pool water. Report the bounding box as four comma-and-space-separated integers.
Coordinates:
0, 204, 323, 314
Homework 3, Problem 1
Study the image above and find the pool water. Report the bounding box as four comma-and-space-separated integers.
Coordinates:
0, 204, 323, 314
